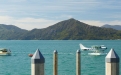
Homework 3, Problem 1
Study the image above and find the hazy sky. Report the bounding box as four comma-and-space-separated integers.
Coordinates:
0, 0, 121, 30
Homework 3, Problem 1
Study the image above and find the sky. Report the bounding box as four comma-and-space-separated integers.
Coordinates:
0, 0, 121, 30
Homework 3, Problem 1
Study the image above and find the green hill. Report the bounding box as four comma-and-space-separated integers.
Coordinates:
0, 18, 121, 40
0, 24, 28, 40
21, 18, 121, 40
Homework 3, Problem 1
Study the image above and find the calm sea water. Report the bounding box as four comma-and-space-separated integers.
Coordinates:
0, 40, 121, 75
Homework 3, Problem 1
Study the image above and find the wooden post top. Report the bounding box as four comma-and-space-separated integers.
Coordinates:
31, 49, 45, 64
77, 49, 81, 53
105, 48, 119, 63
53, 50, 58, 53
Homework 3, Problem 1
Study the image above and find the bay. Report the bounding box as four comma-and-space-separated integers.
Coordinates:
0, 40, 121, 75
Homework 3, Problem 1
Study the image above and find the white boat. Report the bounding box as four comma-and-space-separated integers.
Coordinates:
88, 45, 107, 55
79, 43, 107, 51
0, 48, 11, 56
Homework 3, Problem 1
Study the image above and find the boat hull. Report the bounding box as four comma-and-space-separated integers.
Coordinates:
0, 53, 11, 56
88, 53, 107, 55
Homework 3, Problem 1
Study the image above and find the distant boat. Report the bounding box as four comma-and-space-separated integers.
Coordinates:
0, 48, 11, 56
79, 43, 107, 51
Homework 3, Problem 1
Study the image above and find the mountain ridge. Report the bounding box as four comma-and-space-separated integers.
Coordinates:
0, 18, 121, 40
101, 24, 121, 30
0, 24, 28, 40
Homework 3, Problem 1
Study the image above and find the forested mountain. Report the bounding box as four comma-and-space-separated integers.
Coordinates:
0, 24, 28, 40
101, 24, 121, 30
0, 19, 121, 40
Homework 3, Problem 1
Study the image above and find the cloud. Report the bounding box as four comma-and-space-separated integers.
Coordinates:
15, 18, 59, 30
0, 16, 58, 30
1, 0, 121, 22
0, 16, 14, 23
80, 20, 121, 27
8, 0, 27, 2
0, 0, 101, 13
80, 20, 104, 27
0, 16, 121, 30
106, 20, 121, 25
53, 15, 73, 19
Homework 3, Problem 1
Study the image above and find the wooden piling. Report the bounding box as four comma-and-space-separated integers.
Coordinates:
53, 50, 58, 75
31, 49, 45, 75
105, 48, 119, 75
76, 49, 81, 75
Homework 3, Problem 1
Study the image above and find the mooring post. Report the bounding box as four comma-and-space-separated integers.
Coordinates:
105, 48, 119, 75
31, 49, 45, 75
76, 49, 81, 75
53, 50, 58, 75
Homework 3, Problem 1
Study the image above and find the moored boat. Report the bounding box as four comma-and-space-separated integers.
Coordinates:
0, 48, 11, 56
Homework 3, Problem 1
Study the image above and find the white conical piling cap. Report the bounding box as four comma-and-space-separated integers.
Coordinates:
105, 48, 119, 63
31, 49, 45, 64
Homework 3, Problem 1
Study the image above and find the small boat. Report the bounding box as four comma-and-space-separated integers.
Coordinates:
28, 54, 33, 57
0, 48, 11, 56
88, 45, 107, 55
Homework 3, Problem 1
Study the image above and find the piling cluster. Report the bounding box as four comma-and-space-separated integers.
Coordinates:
31, 48, 120, 75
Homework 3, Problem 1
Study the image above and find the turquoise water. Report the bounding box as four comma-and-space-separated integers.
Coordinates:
0, 40, 121, 75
